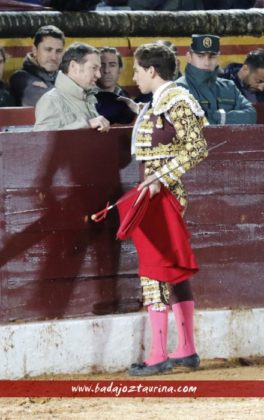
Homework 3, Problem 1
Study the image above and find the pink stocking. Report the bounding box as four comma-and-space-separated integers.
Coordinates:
145, 304, 169, 366
169, 300, 196, 358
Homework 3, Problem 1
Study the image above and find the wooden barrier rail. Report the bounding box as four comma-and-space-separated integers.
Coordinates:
0, 106, 35, 128
1, 104, 264, 130
0, 124, 263, 322
253, 103, 264, 124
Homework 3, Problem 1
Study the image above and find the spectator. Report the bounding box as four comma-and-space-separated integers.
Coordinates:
9, 25, 65, 106
0, 46, 15, 107
223, 49, 264, 103
203, 0, 255, 8
0, 0, 48, 10
34, 42, 110, 132
95, 1, 130, 9
127, 0, 204, 10
177, 34, 256, 124
97, 47, 128, 96
96, 47, 135, 124
42, 0, 100, 10
19, 0, 43, 3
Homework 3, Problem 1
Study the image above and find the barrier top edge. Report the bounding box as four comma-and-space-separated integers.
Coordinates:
0, 10, 264, 38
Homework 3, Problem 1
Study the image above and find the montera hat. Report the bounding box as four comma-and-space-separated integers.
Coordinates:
191, 34, 220, 54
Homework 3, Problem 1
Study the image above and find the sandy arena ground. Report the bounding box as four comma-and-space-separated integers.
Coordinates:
0, 357, 264, 420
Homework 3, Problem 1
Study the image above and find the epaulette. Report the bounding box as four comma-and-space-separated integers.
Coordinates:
153, 83, 204, 118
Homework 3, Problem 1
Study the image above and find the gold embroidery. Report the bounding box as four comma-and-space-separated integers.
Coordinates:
178, 129, 185, 139
153, 85, 204, 118
140, 276, 169, 310
135, 89, 208, 208
136, 142, 181, 159
186, 142, 193, 151
156, 116, 163, 129
175, 121, 183, 130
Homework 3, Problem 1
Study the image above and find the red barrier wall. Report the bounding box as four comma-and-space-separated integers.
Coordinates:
0, 125, 263, 322
0, 104, 263, 131
0, 106, 35, 128
185, 125, 263, 309
0, 127, 140, 321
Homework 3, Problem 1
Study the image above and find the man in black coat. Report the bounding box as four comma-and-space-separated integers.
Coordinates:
203, 0, 255, 9
9, 25, 64, 106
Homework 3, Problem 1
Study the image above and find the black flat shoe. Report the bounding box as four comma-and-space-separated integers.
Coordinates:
168, 353, 200, 368
128, 359, 172, 376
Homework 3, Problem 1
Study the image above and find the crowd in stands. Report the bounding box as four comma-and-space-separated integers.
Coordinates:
0, 1, 48, 10
42, 0, 259, 11
1, 23, 264, 130
0, 0, 262, 11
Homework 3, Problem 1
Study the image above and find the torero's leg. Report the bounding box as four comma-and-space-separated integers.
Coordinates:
128, 277, 172, 376
168, 279, 200, 368
145, 304, 169, 366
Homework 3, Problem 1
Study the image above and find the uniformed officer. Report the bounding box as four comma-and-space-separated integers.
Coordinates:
177, 34, 256, 124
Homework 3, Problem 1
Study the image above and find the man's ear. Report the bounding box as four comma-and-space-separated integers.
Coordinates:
176, 58, 181, 72
186, 51, 192, 63
68, 60, 78, 75
237, 63, 249, 81
148, 65, 156, 78
32, 45, 37, 59
241, 63, 249, 74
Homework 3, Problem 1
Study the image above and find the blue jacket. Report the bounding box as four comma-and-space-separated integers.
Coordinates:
177, 64, 256, 124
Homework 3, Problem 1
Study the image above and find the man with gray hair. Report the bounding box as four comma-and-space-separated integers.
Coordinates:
34, 42, 110, 132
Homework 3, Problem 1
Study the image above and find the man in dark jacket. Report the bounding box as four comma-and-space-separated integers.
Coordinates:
42, 0, 100, 9
203, 0, 255, 8
177, 34, 256, 124
9, 25, 65, 106
223, 49, 264, 103
128, 0, 204, 10
95, 47, 135, 124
